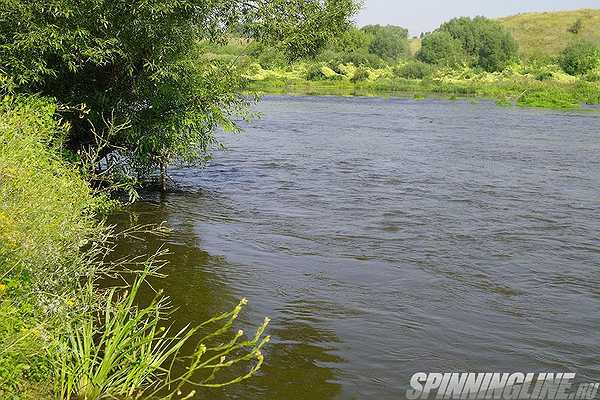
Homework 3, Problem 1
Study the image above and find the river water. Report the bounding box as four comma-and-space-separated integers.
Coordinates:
112, 96, 600, 399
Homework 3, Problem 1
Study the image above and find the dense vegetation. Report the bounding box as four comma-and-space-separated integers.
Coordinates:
0, 0, 357, 187
0, 0, 357, 398
215, 11, 600, 110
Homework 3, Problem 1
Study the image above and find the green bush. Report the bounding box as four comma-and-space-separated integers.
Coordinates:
395, 61, 436, 79
559, 41, 600, 75
351, 67, 370, 83
306, 64, 328, 80
249, 43, 288, 69
0, 96, 100, 298
584, 71, 600, 82
417, 31, 465, 67
326, 26, 372, 53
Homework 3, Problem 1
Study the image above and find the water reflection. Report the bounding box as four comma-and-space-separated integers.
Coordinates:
109, 199, 345, 400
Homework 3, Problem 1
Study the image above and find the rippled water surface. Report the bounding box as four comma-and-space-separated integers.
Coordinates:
113, 96, 600, 399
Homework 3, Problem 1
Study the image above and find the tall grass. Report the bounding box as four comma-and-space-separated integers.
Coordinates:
54, 266, 270, 400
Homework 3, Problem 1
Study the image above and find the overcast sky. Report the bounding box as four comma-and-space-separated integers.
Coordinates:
356, 0, 600, 36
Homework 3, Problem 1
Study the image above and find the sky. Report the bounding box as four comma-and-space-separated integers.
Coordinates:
356, 0, 600, 36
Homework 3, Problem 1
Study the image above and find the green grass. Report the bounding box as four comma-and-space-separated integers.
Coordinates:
499, 9, 600, 59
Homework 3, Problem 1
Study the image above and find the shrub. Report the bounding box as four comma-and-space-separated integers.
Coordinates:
584, 70, 600, 82
351, 67, 370, 83
417, 31, 465, 67
559, 41, 600, 75
394, 61, 435, 79
305, 64, 341, 80
326, 26, 372, 53
568, 19, 583, 34
0, 96, 100, 299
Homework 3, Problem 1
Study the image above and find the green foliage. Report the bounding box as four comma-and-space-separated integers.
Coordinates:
251, 0, 359, 61
559, 41, 600, 75
248, 43, 288, 69
317, 50, 385, 68
362, 25, 409, 61
305, 64, 341, 81
417, 31, 465, 67
394, 61, 435, 79
351, 67, 370, 83
306, 64, 327, 80
517, 90, 579, 109
326, 26, 371, 53
0, 95, 103, 398
0, 96, 101, 299
0, 301, 53, 398
439, 16, 518, 71
0, 0, 359, 187
584, 70, 600, 82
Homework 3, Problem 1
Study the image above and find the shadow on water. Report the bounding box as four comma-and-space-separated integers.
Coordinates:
108, 197, 345, 400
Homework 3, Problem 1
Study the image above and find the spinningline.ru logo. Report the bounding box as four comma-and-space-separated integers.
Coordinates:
406, 373, 599, 400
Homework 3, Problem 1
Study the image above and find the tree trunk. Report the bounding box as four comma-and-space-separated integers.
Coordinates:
160, 162, 167, 193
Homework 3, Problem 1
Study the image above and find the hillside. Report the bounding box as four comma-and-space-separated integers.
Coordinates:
499, 9, 600, 59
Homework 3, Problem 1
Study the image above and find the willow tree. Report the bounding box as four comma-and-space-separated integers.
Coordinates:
0, 0, 358, 191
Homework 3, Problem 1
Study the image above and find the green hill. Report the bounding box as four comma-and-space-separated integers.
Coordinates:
499, 9, 600, 59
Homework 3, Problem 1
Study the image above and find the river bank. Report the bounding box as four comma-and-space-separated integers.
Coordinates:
0, 96, 268, 399
243, 63, 600, 109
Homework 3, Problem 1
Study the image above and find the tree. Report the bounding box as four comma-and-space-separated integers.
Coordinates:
438, 16, 518, 72
417, 31, 465, 67
362, 25, 409, 61
559, 41, 600, 75
0, 0, 358, 189
326, 26, 371, 53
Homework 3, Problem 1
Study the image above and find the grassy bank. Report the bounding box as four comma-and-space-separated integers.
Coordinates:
0, 95, 104, 398
243, 62, 600, 109
0, 96, 269, 399
500, 9, 600, 59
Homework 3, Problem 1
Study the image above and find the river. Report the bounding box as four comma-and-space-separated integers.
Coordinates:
111, 96, 600, 399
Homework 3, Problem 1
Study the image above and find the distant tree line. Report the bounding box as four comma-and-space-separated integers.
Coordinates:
250, 14, 600, 81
